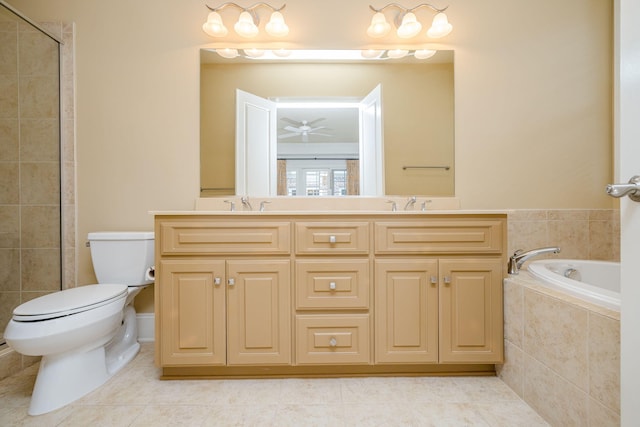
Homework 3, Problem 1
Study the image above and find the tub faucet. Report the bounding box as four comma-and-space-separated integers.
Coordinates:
241, 196, 253, 211
508, 247, 561, 275
404, 196, 417, 210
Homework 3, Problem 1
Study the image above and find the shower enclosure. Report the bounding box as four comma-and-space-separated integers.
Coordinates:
0, 2, 63, 348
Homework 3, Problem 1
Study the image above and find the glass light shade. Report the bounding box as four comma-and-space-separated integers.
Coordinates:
234, 11, 259, 38
244, 48, 265, 58
426, 12, 453, 38
387, 49, 409, 59
360, 49, 384, 59
414, 49, 436, 59
396, 12, 422, 38
272, 48, 292, 58
216, 48, 239, 59
366, 12, 391, 38
202, 12, 228, 37
265, 11, 289, 37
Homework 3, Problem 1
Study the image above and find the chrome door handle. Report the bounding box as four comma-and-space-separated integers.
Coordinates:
606, 176, 640, 202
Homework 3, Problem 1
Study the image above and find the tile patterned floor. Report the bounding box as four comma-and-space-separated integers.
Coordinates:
0, 344, 549, 426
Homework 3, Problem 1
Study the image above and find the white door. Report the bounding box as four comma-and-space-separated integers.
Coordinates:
236, 90, 277, 196
360, 84, 384, 196
616, 0, 640, 424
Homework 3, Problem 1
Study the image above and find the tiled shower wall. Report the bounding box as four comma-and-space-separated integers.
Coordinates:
0, 18, 75, 379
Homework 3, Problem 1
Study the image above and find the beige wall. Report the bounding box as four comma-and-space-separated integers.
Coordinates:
6, 0, 614, 289
201, 61, 454, 196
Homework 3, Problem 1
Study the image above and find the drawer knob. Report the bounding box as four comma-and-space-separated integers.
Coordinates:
329, 337, 337, 347
443, 276, 451, 285
329, 282, 337, 290
430, 276, 437, 285
228, 278, 235, 286
214, 277, 221, 286
329, 235, 337, 244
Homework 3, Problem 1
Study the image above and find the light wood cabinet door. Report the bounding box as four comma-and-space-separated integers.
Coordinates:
159, 259, 226, 366
375, 259, 439, 364
438, 258, 504, 363
226, 259, 291, 365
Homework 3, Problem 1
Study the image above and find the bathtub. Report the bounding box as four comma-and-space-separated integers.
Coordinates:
527, 259, 620, 311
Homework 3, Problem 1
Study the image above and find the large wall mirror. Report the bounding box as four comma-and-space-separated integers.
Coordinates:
200, 49, 454, 197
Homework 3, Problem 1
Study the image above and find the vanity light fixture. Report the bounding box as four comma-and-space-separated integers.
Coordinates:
203, 2, 289, 38
367, 3, 452, 39
210, 48, 439, 61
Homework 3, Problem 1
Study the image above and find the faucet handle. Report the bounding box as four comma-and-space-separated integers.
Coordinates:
223, 200, 235, 212
259, 201, 271, 212
386, 200, 397, 212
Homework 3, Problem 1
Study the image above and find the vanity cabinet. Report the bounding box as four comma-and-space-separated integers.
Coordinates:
154, 213, 506, 378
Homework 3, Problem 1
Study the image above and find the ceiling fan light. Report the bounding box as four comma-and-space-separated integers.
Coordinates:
426, 12, 453, 38
397, 12, 422, 39
367, 12, 391, 38
414, 49, 436, 59
265, 11, 289, 37
361, 49, 384, 59
234, 11, 259, 38
216, 48, 239, 59
202, 12, 228, 37
387, 49, 409, 59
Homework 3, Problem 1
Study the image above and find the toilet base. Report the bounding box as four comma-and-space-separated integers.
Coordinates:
29, 345, 111, 416
27, 305, 142, 416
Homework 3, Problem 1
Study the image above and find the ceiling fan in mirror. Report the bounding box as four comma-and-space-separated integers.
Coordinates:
278, 117, 333, 142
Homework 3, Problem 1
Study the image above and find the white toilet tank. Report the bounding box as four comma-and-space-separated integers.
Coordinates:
88, 231, 154, 286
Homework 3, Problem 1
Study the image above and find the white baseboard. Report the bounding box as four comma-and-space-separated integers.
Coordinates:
136, 313, 155, 342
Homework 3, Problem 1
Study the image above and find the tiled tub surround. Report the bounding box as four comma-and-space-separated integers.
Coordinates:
499, 272, 620, 426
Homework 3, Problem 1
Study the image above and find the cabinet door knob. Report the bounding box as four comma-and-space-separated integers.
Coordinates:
430, 276, 437, 285
443, 276, 451, 285
329, 337, 337, 347
329, 282, 337, 290
228, 278, 235, 286
214, 277, 221, 286
329, 235, 337, 244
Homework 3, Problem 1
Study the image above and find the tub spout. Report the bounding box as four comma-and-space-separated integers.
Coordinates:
508, 246, 561, 275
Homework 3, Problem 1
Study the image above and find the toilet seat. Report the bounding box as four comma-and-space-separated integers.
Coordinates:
13, 284, 128, 322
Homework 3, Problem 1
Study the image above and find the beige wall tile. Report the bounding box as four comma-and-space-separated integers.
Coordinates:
0, 292, 20, 339
503, 279, 524, 347
20, 162, 60, 205
0, 349, 21, 381
497, 339, 524, 399
589, 220, 617, 261
524, 354, 589, 426
21, 248, 61, 291
20, 118, 60, 161
0, 205, 19, 248
0, 162, 19, 204
0, 119, 18, 161
0, 75, 18, 118
524, 289, 589, 391
19, 75, 59, 119
18, 30, 58, 76
20, 205, 60, 248
589, 397, 620, 427
0, 249, 20, 291
0, 31, 17, 75
547, 219, 589, 259
589, 312, 620, 413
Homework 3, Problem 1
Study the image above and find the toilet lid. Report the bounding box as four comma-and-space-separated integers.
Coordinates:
13, 284, 128, 322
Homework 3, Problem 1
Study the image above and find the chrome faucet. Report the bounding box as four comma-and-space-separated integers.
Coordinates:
387, 200, 397, 212
223, 200, 235, 212
259, 201, 271, 212
404, 196, 417, 210
508, 247, 561, 275
241, 196, 253, 211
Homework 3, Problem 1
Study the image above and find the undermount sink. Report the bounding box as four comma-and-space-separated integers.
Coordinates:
194, 196, 461, 212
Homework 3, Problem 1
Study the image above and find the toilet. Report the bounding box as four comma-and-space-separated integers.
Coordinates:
3, 231, 154, 416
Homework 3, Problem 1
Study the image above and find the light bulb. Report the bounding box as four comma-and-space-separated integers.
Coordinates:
234, 11, 259, 38
396, 12, 422, 39
202, 11, 228, 37
216, 48, 239, 59
244, 48, 265, 58
265, 11, 289, 37
387, 49, 409, 59
367, 12, 391, 38
361, 49, 384, 59
272, 48, 292, 58
426, 13, 453, 38
414, 49, 436, 59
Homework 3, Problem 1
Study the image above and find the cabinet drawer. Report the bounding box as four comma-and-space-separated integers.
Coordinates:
295, 222, 369, 255
296, 259, 370, 310
375, 220, 504, 254
159, 221, 290, 255
295, 315, 370, 365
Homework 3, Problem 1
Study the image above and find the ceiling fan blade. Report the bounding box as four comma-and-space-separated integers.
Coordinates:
280, 117, 302, 126
278, 132, 300, 139
307, 126, 326, 132
307, 118, 326, 126
310, 132, 333, 137
284, 125, 301, 132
